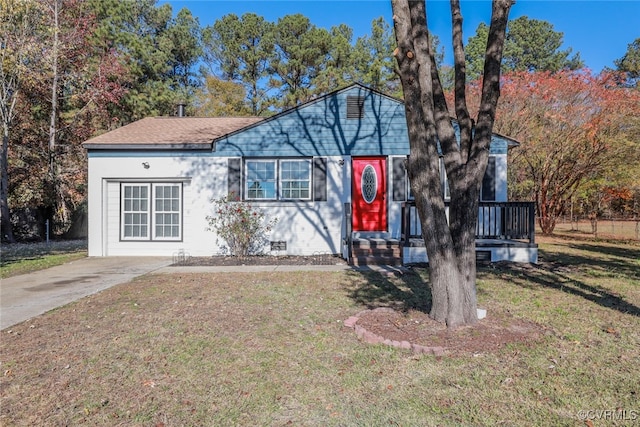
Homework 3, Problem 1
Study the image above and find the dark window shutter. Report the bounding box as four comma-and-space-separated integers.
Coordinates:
346, 96, 365, 119
313, 157, 327, 201
392, 157, 407, 201
482, 157, 496, 201
228, 158, 241, 201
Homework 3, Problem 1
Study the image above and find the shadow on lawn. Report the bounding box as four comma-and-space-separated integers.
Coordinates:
344, 235, 640, 318
483, 244, 640, 317
346, 268, 433, 314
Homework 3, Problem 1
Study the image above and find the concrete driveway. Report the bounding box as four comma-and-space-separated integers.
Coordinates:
1, 257, 172, 330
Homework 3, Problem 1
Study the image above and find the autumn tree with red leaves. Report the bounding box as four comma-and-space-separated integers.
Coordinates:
2, 0, 128, 239
486, 70, 640, 234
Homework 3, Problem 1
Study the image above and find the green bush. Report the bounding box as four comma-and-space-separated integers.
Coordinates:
206, 195, 277, 257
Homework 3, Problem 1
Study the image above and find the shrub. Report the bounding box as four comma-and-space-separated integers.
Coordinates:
206, 195, 277, 257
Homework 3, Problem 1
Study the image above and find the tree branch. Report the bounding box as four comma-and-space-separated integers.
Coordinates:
475, 0, 513, 161
450, 0, 472, 163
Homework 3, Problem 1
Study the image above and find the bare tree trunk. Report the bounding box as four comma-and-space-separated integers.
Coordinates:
49, 0, 59, 182
392, 0, 512, 328
1, 131, 15, 242
48, 0, 66, 232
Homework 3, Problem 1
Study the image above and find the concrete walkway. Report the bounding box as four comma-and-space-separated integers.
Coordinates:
1, 257, 404, 330
1, 257, 172, 330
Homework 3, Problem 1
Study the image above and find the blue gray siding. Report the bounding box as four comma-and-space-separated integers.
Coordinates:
213, 84, 512, 157
214, 85, 409, 157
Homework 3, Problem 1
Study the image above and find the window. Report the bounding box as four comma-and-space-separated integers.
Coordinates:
481, 157, 496, 201
245, 159, 311, 201
281, 160, 310, 199
439, 158, 450, 200
154, 185, 181, 238
122, 184, 149, 239
392, 157, 408, 202
399, 157, 494, 202
246, 160, 276, 199
121, 183, 182, 241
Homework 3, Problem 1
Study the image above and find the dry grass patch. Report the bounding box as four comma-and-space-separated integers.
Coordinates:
1, 237, 639, 426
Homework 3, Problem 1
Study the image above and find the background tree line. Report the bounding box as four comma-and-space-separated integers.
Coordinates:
1, 0, 638, 241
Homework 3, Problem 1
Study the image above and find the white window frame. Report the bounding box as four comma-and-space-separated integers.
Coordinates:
245, 159, 312, 201
121, 183, 150, 241
440, 158, 451, 200
280, 159, 311, 200
153, 184, 182, 240
121, 182, 182, 241
245, 159, 277, 200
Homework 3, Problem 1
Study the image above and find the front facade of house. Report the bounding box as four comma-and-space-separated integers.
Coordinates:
84, 84, 537, 263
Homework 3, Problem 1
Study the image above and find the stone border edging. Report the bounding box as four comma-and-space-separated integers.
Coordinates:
344, 307, 445, 356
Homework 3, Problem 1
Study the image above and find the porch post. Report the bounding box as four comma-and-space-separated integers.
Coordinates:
344, 202, 352, 262
529, 202, 536, 244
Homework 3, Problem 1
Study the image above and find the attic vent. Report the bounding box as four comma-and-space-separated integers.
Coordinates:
346, 96, 365, 119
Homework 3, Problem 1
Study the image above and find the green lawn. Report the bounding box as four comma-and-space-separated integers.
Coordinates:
0, 236, 638, 426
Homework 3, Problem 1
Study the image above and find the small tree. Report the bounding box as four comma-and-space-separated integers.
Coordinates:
206, 195, 277, 257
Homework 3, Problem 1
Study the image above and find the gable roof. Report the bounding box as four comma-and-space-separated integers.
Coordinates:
82, 117, 263, 150
213, 83, 410, 157
212, 83, 519, 157
82, 83, 520, 154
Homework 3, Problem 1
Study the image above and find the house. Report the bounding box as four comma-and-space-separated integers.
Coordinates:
83, 83, 538, 264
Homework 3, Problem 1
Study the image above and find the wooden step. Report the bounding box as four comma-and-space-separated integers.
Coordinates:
351, 256, 403, 266
352, 247, 400, 257
352, 238, 400, 249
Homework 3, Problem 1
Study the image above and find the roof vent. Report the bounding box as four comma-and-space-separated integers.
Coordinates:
346, 96, 365, 119
176, 103, 186, 117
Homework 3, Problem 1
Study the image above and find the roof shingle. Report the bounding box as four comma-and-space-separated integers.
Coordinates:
83, 117, 263, 149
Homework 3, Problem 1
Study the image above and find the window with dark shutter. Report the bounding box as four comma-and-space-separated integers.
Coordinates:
392, 157, 407, 201
228, 158, 241, 200
313, 157, 327, 201
481, 157, 496, 201
346, 96, 365, 119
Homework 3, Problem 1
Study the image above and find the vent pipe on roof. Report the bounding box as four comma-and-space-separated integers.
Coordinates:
176, 103, 186, 117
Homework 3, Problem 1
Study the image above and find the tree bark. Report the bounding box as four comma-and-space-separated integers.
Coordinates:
391, 0, 512, 328
1, 132, 15, 242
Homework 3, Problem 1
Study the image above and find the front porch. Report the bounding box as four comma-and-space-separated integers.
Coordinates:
401, 201, 538, 264
346, 201, 538, 265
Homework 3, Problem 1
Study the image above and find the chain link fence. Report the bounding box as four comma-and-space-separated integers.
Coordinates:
555, 217, 640, 240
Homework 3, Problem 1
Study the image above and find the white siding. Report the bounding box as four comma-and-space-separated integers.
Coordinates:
87, 152, 510, 258
88, 154, 351, 257
495, 154, 508, 202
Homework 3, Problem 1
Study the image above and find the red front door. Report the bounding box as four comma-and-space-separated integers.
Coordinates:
352, 157, 387, 231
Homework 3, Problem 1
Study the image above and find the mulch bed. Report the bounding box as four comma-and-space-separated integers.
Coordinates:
173, 254, 349, 267
351, 307, 546, 356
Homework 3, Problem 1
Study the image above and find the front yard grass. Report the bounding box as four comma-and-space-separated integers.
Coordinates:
0, 240, 87, 279
1, 236, 638, 426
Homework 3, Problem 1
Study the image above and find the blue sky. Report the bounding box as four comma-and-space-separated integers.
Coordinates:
164, 0, 640, 72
